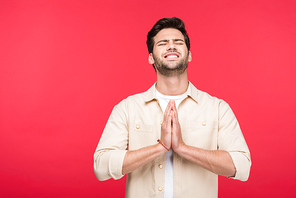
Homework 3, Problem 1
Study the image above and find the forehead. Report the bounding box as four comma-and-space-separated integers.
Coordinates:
154, 28, 184, 42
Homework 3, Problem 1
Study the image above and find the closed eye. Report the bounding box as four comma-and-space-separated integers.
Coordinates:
157, 41, 168, 46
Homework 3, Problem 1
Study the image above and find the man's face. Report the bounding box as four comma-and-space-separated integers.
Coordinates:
149, 28, 192, 77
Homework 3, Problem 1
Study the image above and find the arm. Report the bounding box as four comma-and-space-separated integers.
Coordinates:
94, 99, 173, 180
174, 143, 236, 177
122, 99, 173, 174
94, 103, 129, 181
170, 100, 237, 178
122, 143, 166, 175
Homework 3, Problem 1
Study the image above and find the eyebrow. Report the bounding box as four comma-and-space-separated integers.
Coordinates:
156, 39, 185, 45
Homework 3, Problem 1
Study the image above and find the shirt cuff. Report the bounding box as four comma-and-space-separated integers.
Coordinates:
109, 149, 127, 180
228, 151, 251, 181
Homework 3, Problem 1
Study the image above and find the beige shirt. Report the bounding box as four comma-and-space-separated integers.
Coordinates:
94, 82, 251, 198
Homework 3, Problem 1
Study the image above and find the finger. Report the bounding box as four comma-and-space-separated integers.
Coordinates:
164, 100, 173, 118
173, 109, 181, 128
170, 100, 176, 112
171, 111, 177, 128
170, 110, 174, 128
164, 107, 174, 129
171, 101, 179, 122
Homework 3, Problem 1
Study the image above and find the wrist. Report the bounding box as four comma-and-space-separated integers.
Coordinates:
157, 139, 170, 151
173, 141, 186, 154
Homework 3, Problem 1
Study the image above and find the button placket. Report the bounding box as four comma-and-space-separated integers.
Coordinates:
155, 156, 165, 195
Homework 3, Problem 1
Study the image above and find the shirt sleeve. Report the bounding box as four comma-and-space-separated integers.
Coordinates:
93, 100, 129, 181
218, 100, 251, 181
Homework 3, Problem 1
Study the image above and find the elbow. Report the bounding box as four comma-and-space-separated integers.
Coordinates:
237, 171, 250, 182
93, 150, 126, 181
94, 165, 110, 181
234, 159, 251, 182
241, 162, 251, 182
94, 164, 124, 181
228, 151, 251, 181
93, 153, 111, 181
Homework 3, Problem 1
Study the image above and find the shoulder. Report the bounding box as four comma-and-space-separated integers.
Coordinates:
189, 82, 229, 109
193, 86, 223, 104
115, 85, 154, 109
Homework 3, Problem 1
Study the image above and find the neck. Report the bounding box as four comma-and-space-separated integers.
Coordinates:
156, 70, 189, 95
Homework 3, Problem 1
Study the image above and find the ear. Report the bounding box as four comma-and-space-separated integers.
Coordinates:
148, 53, 155, 64
188, 51, 192, 62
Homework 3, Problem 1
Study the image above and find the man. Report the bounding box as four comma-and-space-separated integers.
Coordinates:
94, 17, 251, 198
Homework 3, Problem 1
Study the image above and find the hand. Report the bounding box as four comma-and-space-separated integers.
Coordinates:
170, 100, 185, 152
160, 100, 173, 149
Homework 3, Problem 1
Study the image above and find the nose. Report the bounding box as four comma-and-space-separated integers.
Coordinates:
167, 40, 176, 51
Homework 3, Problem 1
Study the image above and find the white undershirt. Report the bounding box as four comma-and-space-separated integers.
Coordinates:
156, 90, 186, 198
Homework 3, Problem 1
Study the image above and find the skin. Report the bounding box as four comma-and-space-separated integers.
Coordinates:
122, 28, 236, 178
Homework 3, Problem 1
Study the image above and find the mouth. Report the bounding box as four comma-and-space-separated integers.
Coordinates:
164, 52, 180, 60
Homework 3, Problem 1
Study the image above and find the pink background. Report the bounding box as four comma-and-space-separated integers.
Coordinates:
1, 0, 295, 197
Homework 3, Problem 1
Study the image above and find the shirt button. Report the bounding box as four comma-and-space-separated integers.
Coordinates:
202, 121, 206, 126
136, 124, 140, 129
158, 164, 163, 169
158, 186, 163, 191
160, 120, 163, 125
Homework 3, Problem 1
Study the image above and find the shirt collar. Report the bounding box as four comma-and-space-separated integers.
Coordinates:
144, 81, 199, 103
186, 81, 199, 103
144, 83, 157, 102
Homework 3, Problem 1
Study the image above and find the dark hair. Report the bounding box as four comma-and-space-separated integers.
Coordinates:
146, 17, 190, 54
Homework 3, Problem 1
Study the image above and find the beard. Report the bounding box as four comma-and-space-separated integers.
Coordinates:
153, 53, 189, 77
